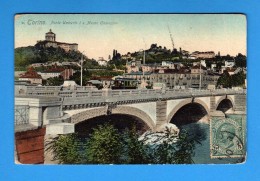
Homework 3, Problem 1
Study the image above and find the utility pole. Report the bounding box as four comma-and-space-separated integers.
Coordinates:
80, 51, 85, 86
142, 49, 146, 88
199, 60, 202, 91
174, 73, 176, 89
139, 49, 146, 89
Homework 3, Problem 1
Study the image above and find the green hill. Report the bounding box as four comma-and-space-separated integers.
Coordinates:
15, 46, 86, 70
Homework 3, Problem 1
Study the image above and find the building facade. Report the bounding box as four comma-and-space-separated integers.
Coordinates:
35, 29, 78, 52
19, 67, 42, 85
125, 70, 219, 89
190, 51, 215, 59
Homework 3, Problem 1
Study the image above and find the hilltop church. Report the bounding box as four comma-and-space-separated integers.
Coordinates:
35, 29, 78, 52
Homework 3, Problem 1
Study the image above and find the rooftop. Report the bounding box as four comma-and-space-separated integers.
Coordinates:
19, 67, 42, 79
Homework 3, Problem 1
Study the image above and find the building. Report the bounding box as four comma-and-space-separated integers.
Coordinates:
125, 68, 219, 89
35, 29, 78, 52
61, 69, 74, 80
162, 61, 173, 67
88, 76, 114, 89
126, 60, 141, 73
38, 66, 74, 80
19, 67, 42, 85
190, 51, 215, 59
224, 60, 235, 68
38, 65, 64, 80
191, 64, 207, 74
97, 57, 108, 66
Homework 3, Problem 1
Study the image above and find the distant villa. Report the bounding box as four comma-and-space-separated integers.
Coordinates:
35, 29, 78, 52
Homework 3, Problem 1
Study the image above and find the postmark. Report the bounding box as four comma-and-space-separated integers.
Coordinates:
210, 117, 245, 158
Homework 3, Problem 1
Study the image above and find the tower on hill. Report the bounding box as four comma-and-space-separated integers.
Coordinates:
45, 29, 56, 41
36, 29, 78, 52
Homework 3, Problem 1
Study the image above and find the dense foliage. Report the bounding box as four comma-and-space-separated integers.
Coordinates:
43, 75, 64, 86
46, 123, 198, 164
15, 46, 86, 68
45, 134, 83, 164
217, 71, 246, 88
85, 124, 123, 164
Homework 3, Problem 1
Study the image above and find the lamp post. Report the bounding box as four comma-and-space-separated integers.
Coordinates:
199, 60, 202, 91
139, 49, 146, 88
80, 51, 85, 86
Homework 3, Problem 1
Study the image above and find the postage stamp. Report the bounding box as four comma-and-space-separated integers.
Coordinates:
210, 117, 245, 158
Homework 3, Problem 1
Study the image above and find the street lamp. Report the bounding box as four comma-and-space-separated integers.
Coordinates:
139, 49, 146, 89
199, 60, 202, 91
80, 51, 85, 86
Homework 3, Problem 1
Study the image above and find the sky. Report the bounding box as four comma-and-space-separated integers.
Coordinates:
15, 14, 246, 60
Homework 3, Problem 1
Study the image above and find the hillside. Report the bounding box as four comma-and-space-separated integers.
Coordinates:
15, 46, 86, 69
113, 43, 184, 64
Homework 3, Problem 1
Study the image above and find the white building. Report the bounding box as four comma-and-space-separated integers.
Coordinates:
97, 57, 108, 66
38, 71, 62, 80
224, 60, 235, 68
162, 61, 173, 67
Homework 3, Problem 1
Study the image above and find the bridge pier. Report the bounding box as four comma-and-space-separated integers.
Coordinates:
234, 94, 246, 113
44, 134, 59, 164
44, 123, 75, 164
155, 100, 167, 130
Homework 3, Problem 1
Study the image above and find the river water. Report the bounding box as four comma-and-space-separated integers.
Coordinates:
180, 114, 246, 164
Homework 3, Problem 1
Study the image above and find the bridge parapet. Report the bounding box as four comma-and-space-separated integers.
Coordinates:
15, 86, 246, 113
16, 85, 246, 99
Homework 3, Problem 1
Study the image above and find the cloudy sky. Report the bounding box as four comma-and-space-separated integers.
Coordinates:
15, 14, 246, 60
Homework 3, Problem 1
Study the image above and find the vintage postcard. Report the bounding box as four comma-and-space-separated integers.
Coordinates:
14, 14, 246, 164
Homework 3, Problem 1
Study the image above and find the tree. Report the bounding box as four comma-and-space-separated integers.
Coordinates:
171, 130, 196, 164
85, 123, 123, 164
139, 128, 199, 164
46, 134, 82, 164
217, 71, 246, 88
235, 53, 247, 67
69, 70, 91, 86
122, 126, 149, 164
45, 75, 64, 86
47, 124, 199, 164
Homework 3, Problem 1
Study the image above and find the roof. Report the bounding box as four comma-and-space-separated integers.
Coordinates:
90, 76, 113, 81
19, 67, 42, 79
62, 80, 78, 87
46, 29, 55, 35
87, 80, 102, 84
191, 65, 207, 70
36, 40, 78, 46
125, 71, 152, 75
41, 66, 64, 73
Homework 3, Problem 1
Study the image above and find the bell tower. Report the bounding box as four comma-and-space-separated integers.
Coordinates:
45, 29, 56, 41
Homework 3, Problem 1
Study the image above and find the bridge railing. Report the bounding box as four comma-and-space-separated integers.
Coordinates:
17, 85, 246, 99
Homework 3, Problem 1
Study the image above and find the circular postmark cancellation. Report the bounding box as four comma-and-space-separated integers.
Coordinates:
210, 117, 245, 158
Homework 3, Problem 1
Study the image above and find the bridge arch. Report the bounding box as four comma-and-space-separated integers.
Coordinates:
216, 95, 234, 113
112, 106, 155, 130
70, 106, 155, 131
166, 98, 210, 126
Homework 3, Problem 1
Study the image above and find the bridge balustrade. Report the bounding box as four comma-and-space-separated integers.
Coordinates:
16, 85, 246, 99
59, 91, 73, 98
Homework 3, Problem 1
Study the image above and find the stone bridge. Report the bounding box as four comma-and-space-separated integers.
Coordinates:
15, 87, 246, 134
14, 87, 246, 164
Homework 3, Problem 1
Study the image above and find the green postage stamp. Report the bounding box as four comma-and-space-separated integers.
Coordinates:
210, 116, 246, 158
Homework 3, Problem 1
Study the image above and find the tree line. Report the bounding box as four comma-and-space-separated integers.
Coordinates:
46, 123, 201, 164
